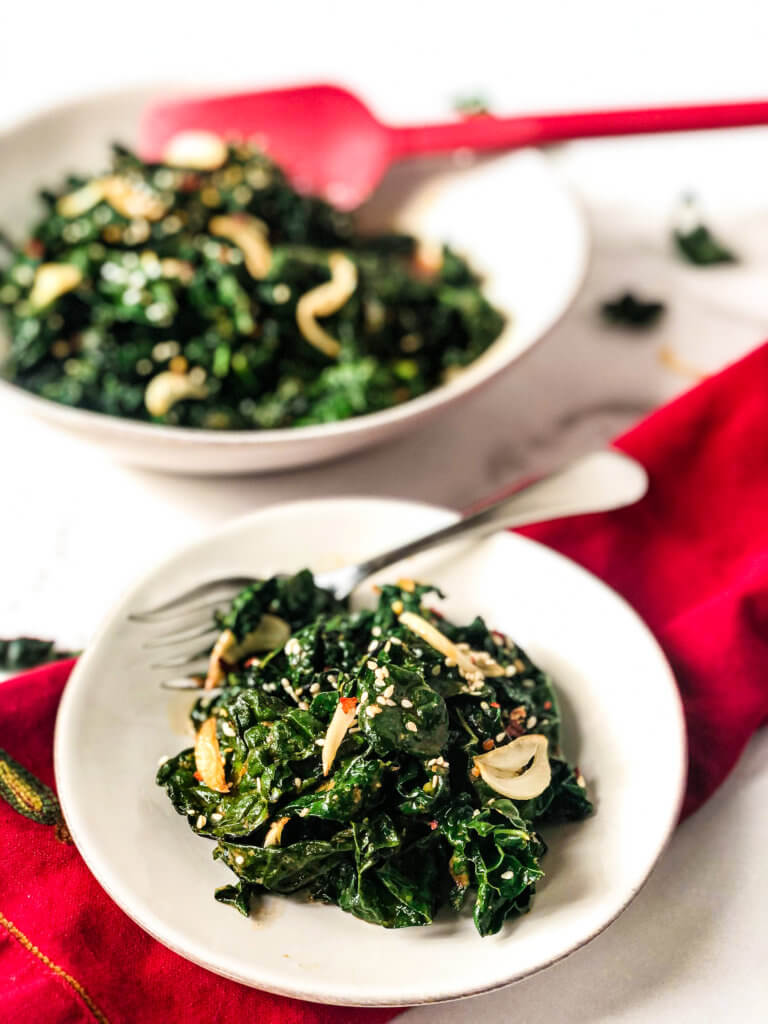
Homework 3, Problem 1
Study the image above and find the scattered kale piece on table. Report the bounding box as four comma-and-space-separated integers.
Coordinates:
0, 636, 75, 670
157, 573, 592, 936
675, 224, 737, 266
600, 291, 666, 329
0, 143, 504, 430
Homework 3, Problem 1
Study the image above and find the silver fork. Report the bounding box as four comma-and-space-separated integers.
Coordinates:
133, 450, 647, 682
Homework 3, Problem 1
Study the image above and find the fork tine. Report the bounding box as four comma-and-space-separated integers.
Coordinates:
143, 623, 219, 650
150, 646, 212, 670
129, 576, 255, 623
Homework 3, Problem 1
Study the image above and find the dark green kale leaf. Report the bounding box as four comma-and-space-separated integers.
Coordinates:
215, 828, 356, 892
675, 224, 736, 266
281, 755, 386, 823
357, 658, 448, 758
0, 636, 75, 670
600, 292, 666, 328
439, 796, 545, 936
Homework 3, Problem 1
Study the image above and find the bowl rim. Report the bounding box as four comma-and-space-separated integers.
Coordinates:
0, 84, 590, 446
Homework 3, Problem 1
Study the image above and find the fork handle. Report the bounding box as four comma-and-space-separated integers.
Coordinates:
331, 450, 646, 593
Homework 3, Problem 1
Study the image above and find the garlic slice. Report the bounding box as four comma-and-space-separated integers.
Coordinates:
204, 617, 292, 690
295, 252, 357, 358
194, 717, 230, 793
208, 214, 272, 279
321, 697, 358, 776
28, 263, 82, 310
57, 180, 108, 218
205, 629, 236, 689
144, 368, 208, 418
473, 734, 551, 800
163, 131, 228, 171
398, 611, 479, 679
264, 816, 291, 848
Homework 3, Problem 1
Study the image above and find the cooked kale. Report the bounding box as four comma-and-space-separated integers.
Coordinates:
675, 223, 736, 266
0, 144, 504, 429
157, 573, 591, 936
0, 636, 74, 670
600, 291, 666, 329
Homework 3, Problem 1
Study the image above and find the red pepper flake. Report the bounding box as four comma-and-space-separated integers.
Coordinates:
24, 239, 44, 259
340, 696, 358, 714
244, 656, 259, 668
491, 630, 506, 642
427, 605, 444, 619
180, 173, 201, 192
490, 701, 500, 708
482, 738, 495, 751
193, 771, 203, 782
429, 820, 438, 831
543, 700, 552, 710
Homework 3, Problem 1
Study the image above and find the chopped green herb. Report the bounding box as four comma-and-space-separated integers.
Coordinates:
600, 291, 666, 329
0, 636, 75, 670
157, 573, 591, 935
675, 224, 736, 266
0, 144, 505, 429
453, 95, 492, 118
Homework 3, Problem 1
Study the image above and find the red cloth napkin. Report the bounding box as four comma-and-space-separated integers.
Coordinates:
2, 344, 768, 1023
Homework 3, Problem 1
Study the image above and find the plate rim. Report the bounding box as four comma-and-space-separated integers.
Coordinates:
54, 496, 687, 1006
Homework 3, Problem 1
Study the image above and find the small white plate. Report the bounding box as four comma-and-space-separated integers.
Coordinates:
0, 87, 588, 474
54, 498, 685, 1006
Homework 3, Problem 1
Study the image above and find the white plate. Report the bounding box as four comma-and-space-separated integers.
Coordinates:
0, 87, 588, 474
54, 497, 685, 1006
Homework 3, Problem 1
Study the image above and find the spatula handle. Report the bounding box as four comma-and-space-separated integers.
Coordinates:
389, 99, 768, 159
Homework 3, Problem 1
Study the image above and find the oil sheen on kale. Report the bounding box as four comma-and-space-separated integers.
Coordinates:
0, 143, 505, 429
156, 572, 592, 936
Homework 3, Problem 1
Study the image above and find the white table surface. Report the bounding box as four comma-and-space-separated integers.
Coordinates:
1, 3, 767, 1020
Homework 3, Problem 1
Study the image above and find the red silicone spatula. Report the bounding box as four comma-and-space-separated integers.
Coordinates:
140, 84, 768, 208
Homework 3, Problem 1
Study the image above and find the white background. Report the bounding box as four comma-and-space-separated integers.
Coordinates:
2, 2, 768, 1020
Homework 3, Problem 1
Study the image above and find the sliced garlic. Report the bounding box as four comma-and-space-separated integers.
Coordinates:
28, 263, 82, 310
144, 368, 208, 418
231, 615, 292, 659
204, 616, 291, 690
398, 611, 479, 679
163, 131, 228, 171
194, 717, 230, 793
209, 214, 272, 279
321, 697, 358, 776
57, 180, 108, 218
101, 176, 167, 221
205, 629, 236, 690
264, 816, 291, 848
295, 252, 357, 358
473, 734, 551, 800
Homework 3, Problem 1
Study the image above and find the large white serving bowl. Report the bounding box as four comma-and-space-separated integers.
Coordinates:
55, 497, 686, 1005
0, 87, 588, 474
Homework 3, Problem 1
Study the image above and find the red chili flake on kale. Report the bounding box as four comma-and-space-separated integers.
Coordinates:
429, 820, 438, 830
490, 701, 500, 708
543, 700, 552, 710
340, 696, 358, 714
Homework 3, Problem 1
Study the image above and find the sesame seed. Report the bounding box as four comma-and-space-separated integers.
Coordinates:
235, 854, 245, 865
368, 640, 379, 652
372, 626, 382, 637
389, 636, 402, 645
383, 684, 394, 699
527, 716, 537, 729
366, 660, 377, 671
576, 773, 586, 788
157, 755, 169, 767
514, 659, 525, 671
504, 664, 517, 677
522, 678, 535, 689
365, 705, 381, 718
196, 815, 207, 829
272, 283, 291, 303
310, 682, 321, 694
480, 701, 489, 712
377, 695, 388, 706
501, 870, 514, 880
400, 698, 413, 708
495, 732, 506, 743
315, 738, 325, 746
211, 812, 223, 822
432, 774, 439, 788
405, 721, 418, 732
384, 698, 397, 707
221, 721, 235, 737
255, 778, 262, 793
294, 777, 302, 788
431, 665, 441, 676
